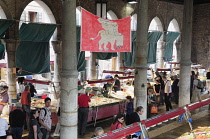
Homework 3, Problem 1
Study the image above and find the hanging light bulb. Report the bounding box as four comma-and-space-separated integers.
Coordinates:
127, 0, 138, 4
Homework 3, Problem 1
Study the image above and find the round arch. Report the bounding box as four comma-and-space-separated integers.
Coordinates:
0, 5, 6, 19
107, 10, 118, 20
20, 0, 57, 40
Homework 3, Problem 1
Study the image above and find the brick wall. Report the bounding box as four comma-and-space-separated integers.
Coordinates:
192, 3, 210, 69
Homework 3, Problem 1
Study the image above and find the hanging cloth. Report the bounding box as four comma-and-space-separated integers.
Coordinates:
123, 31, 162, 66
16, 23, 57, 76
164, 32, 180, 61
147, 31, 163, 64
0, 19, 15, 60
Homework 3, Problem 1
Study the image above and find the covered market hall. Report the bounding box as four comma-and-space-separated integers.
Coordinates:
0, 0, 210, 139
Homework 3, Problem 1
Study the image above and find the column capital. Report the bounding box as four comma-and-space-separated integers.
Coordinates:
51, 40, 62, 53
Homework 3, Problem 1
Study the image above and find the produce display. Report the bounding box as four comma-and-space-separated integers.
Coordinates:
89, 96, 121, 107
31, 98, 57, 112
178, 126, 210, 139
109, 86, 134, 100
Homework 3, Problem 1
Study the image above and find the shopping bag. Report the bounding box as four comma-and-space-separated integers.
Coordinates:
150, 104, 158, 113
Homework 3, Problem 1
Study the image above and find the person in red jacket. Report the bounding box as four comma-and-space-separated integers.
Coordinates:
110, 113, 124, 131
78, 89, 91, 136
21, 85, 31, 129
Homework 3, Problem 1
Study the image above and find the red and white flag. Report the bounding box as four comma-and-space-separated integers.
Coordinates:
81, 9, 131, 52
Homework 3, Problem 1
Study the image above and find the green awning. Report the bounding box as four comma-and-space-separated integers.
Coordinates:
0, 19, 15, 38
0, 19, 15, 60
124, 31, 162, 66
16, 23, 57, 76
96, 52, 118, 60
164, 32, 180, 61
77, 27, 86, 72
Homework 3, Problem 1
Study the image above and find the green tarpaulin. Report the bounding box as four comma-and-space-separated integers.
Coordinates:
147, 31, 163, 64
124, 31, 136, 67
124, 31, 162, 66
0, 19, 15, 60
0, 41, 5, 60
164, 32, 180, 61
16, 23, 56, 76
96, 52, 118, 60
77, 27, 86, 72
0, 19, 15, 38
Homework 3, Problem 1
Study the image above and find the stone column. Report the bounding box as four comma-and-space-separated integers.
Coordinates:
134, 0, 148, 120
157, 32, 166, 69
117, 52, 124, 71
60, 0, 78, 138
90, 52, 97, 79
179, 0, 193, 107
51, 41, 61, 95
5, 39, 20, 102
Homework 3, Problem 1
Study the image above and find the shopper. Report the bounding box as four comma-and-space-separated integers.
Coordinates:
21, 85, 31, 129
162, 76, 172, 111
128, 106, 144, 125
156, 75, 165, 105
91, 127, 104, 138
206, 69, 210, 93
125, 96, 133, 125
113, 74, 121, 92
9, 107, 25, 139
0, 116, 8, 139
190, 71, 195, 101
153, 80, 161, 105
28, 110, 40, 139
147, 89, 157, 118
39, 97, 52, 139
0, 86, 9, 112
191, 75, 201, 103
78, 89, 91, 136
172, 75, 179, 105
110, 113, 124, 131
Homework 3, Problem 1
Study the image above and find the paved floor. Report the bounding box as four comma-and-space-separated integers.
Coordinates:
21, 92, 210, 139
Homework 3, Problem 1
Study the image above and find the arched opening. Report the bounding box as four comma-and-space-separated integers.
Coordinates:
148, 17, 163, 70
167, 19, 180, 65
19, 0, 57, 80
0, 5, 6, 19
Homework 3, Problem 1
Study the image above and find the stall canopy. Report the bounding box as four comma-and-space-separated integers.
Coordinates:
16, 23, 56, 76
164, 32, 180, 61
0, 19, 15, 60
124, 31, 162, 67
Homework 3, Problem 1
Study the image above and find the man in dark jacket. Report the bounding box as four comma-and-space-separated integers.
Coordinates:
128, 106, 144, 125
172, 75, 179, 104
9, 106, 25, 139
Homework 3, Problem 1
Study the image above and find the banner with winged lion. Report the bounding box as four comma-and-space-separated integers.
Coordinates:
81, 9, 131, 52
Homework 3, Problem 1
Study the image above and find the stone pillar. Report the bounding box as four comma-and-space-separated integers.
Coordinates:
157, 32, 166, 69
60, 0, 78, 138
134, 0, 148, 120
90, 52, 97, 79
117, 52, 124, 71
5, 39, 19, 102
179, 0, 193, 107
51, 41, 61, 95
